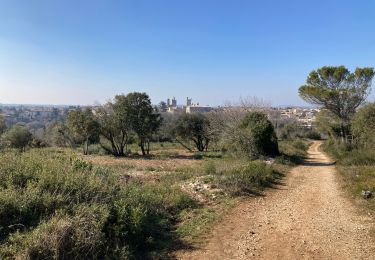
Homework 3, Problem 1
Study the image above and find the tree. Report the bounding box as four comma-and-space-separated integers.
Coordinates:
117, 92, 162, 156
2, 125, 33, 151
351, 102, 375, 148
96, 93, 161, 156
299, 66, 374, 141
228, 112, 279, 158
175, 113, 211, 152
95, 104, 129, 157
156, 113, 179, 142
158, 101, 168, 112
67, 108, 100, 155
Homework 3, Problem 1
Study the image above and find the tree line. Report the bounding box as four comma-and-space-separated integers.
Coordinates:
9, 63, 375, 159
0, 91, 283, 159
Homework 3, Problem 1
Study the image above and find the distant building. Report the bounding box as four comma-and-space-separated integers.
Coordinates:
185, 97, 213, 113
164, 96, 214, 114
167, 106, 184, 113
186, 105, 214, 113
166, 97, 184, 113
171, 97, 177, 107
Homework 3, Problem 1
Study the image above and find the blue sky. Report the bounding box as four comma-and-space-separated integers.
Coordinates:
1, 0, 375, 106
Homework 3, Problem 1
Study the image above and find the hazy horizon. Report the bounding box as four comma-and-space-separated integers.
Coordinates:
1, 1, 375, 106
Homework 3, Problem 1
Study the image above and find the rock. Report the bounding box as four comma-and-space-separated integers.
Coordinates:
265, 158, 275, 165
361, 190, 372, 199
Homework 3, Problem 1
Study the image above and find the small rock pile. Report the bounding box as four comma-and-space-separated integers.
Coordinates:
181, 178, 222, 202
361, 190, 372, 199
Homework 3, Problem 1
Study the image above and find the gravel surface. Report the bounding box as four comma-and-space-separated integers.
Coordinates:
175, 141, 375, 259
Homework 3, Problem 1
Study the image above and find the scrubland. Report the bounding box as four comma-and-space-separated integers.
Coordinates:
0, 139, 308, 259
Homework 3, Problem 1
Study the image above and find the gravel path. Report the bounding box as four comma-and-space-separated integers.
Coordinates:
176, 141, 375, 259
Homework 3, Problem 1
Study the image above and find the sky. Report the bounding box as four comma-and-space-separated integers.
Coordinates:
1, 0, 375, 106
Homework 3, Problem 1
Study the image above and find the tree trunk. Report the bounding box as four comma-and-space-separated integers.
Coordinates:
204, 139, 209, 152
110, 138, 120, 157
197, 137, 204, 152
140, 139, 146, 156
83, 138, 89, 155
340, 122, 347, 144
175, 138, 193, 152
146, 139, 150, 155
119, 131, 127, 156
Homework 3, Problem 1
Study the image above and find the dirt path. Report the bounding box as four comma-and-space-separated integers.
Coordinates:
176, 141, 375, 259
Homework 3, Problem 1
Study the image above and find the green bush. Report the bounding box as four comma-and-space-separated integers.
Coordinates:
277, 139, 309, 165
0, 150, 196, 259
193, 153, 203, 160
352, 102, 375, 149
227, 112, 279, 158
292, 140, 309, 151
219, 161, 280, 196
1, 205, 109, 259
324, 142, 375, 166
1, 125, 33, 151
304, 130, 321, 140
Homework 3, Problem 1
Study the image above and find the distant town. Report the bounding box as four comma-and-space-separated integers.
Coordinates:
0, 98, 319, 133
161, 97, 319, 128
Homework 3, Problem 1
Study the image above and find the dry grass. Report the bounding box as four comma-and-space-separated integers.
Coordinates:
88, 155, 203, 171
84, 149, 205, 187
87, 150, 203, 171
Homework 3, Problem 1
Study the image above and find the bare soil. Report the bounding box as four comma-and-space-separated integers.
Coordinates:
175, 141, 375, 259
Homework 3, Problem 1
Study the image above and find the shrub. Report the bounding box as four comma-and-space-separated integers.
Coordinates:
277, 139, 309, 165
291, 140, 309, 151
0, 150, 196, 259
1, 125, 32, 151
304, 130, 321, 140
219, 161, 279, 196
340, 151, 375, 166
352, 102, 375, 149
1, 205, 109, 259
193, 153, 203, 160
325, 144, 375, 166
227, 112, 279, 158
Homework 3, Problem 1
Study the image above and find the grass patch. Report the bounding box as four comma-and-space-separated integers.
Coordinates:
176, 197, 237, 245
177, 207, 218, 243
276, 139, 309, 165
323, 142, 375, 211
217, 161, 283, 196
